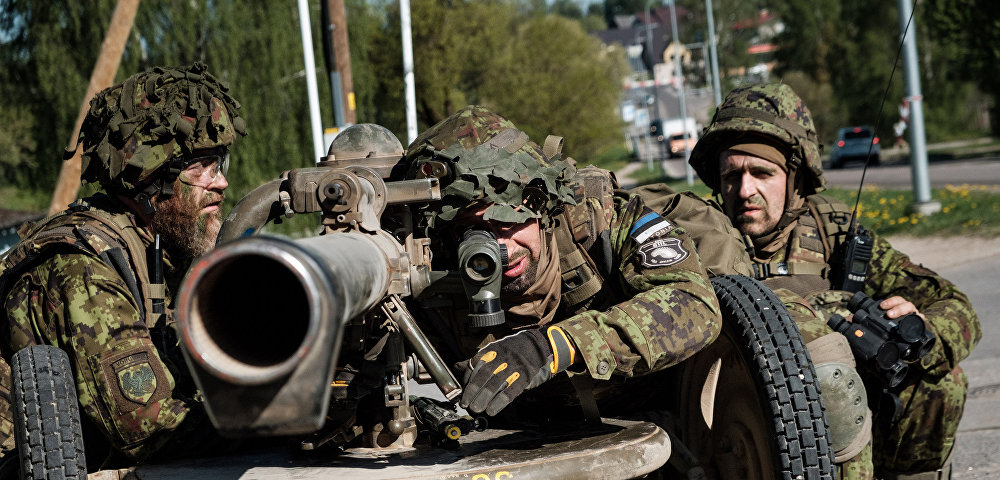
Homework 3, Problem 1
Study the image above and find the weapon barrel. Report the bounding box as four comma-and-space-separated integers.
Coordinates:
177, 233, 392, 435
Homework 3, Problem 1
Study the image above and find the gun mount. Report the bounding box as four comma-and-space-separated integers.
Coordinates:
176, 155, 464, 439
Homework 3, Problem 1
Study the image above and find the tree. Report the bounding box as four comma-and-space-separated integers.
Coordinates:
923, 0, 1000, 135
480, 15, 628, 163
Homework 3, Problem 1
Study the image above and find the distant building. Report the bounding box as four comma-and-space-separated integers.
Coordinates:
727, 9, 784, 83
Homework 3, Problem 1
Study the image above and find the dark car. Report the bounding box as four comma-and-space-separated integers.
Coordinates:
829, 126, 880, 169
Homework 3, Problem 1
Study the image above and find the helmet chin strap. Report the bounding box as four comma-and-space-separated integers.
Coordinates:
134, 158, 186, 215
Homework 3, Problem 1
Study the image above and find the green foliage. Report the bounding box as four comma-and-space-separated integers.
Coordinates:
822, 185, 1000, 237
585, 144, 635, 172
0, 1, 337, 210
480, 15, 628, 164
769, 0, 989, 144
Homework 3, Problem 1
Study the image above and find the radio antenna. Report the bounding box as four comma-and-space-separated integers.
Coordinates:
849, 2, 918, 235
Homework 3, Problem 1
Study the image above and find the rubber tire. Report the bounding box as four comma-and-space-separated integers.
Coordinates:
11, 345, 87, 480
681, 276, 835, 480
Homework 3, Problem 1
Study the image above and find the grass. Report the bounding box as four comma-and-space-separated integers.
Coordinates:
822, 184, 1000, 237
617, 168, 1000, 237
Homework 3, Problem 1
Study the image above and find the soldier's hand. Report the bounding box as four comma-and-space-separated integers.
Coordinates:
879, 296, 926, 322
460, 326, 576, 416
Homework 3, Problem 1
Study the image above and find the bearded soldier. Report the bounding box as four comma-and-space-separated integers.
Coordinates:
401, 106, 722, 420
0, 63, 246, 464
689, 83, 980, 480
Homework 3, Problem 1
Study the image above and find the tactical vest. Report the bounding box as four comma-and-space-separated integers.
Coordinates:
0, 196, 166, 328
753, 194, 854, 296
553, 167, 760, 314
552, 165, 617, 314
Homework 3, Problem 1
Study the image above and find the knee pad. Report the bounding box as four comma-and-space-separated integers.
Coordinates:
807, 333, 872, 462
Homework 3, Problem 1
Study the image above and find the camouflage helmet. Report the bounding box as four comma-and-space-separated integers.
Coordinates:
689, 83, 825, 194
402, 105, 576, 231
80, 62, 245, 198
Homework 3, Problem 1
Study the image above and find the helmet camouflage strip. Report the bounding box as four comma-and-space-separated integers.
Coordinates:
405, 106, 577, 231
80, 62, 246, 196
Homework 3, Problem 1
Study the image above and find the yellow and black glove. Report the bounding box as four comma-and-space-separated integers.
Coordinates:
460, 326, 576, 416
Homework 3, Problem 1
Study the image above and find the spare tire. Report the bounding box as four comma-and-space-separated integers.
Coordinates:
11, 345, 87, 480
679, 275, 835, 480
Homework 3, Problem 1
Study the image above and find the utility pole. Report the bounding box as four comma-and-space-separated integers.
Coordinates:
297, 0, 325, 162
667, 0, 694, 184
400, 0, 418, 143
48, 0, 140, 215
898, 0, 938, 215
705, 0, 722, 106
321, 0, 356, 127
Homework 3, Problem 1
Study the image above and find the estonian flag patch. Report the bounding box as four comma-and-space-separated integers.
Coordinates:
629, 209, 674, 243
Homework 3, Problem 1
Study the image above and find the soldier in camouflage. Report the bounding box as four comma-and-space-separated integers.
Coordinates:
401, 105, 722, 420
689, 83, 981, 479
0, 63, 246, 465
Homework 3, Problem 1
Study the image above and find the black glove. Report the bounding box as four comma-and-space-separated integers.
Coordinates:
460, 326, 576, 416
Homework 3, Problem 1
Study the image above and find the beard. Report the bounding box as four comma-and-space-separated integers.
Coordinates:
501, 256, 539, 296
730, 194, 780, 238
151, 187, 224, 258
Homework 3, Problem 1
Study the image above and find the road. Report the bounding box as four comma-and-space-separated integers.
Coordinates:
891, 236, 1000, 479
823, 157, 1000, 191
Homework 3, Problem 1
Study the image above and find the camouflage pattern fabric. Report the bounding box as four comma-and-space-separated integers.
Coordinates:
420, 185, 721, 382
688, 82, 826, 195
0, 198, 223, 462
80, 62, 245, 195
404, 106, 577, 229
0, 358, 12, 458
804, 224, 980, 475
553, 190, 721, 380
691, 82, 978, 477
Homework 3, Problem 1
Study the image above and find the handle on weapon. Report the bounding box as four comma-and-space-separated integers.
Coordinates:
383, 296, 463, 401
410, 395, 486, 443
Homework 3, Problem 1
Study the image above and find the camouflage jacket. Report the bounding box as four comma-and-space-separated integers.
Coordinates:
421, 169, 722, 382
755, 194, 981, 379
0, 195, 214, 461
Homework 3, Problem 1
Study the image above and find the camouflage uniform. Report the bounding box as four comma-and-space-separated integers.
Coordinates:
689, 83, 981, 478
404, 106, 721, 408
0, 63, 245, 463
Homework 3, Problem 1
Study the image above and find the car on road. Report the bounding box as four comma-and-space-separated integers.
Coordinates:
829, 126, 880, 169
667, 132, 697, 158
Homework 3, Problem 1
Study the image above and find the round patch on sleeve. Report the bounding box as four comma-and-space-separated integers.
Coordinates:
637, 237, 690, 268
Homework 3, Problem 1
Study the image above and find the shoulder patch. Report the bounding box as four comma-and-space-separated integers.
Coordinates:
116, 355, 157, 404
96, 345, 171, 414
629, 208, 675, 243
637, 237, 689, 268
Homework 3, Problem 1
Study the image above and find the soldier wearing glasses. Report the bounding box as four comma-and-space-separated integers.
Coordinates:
0, 63, 245, 463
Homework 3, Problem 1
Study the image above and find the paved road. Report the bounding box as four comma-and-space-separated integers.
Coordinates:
823, 157, 1000, 191
889, 236, 1000, 479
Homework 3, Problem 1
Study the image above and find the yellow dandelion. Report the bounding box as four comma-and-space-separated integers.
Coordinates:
910, 217, 918, 224
942, 206, 951, 213
889, 219, 896, 225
